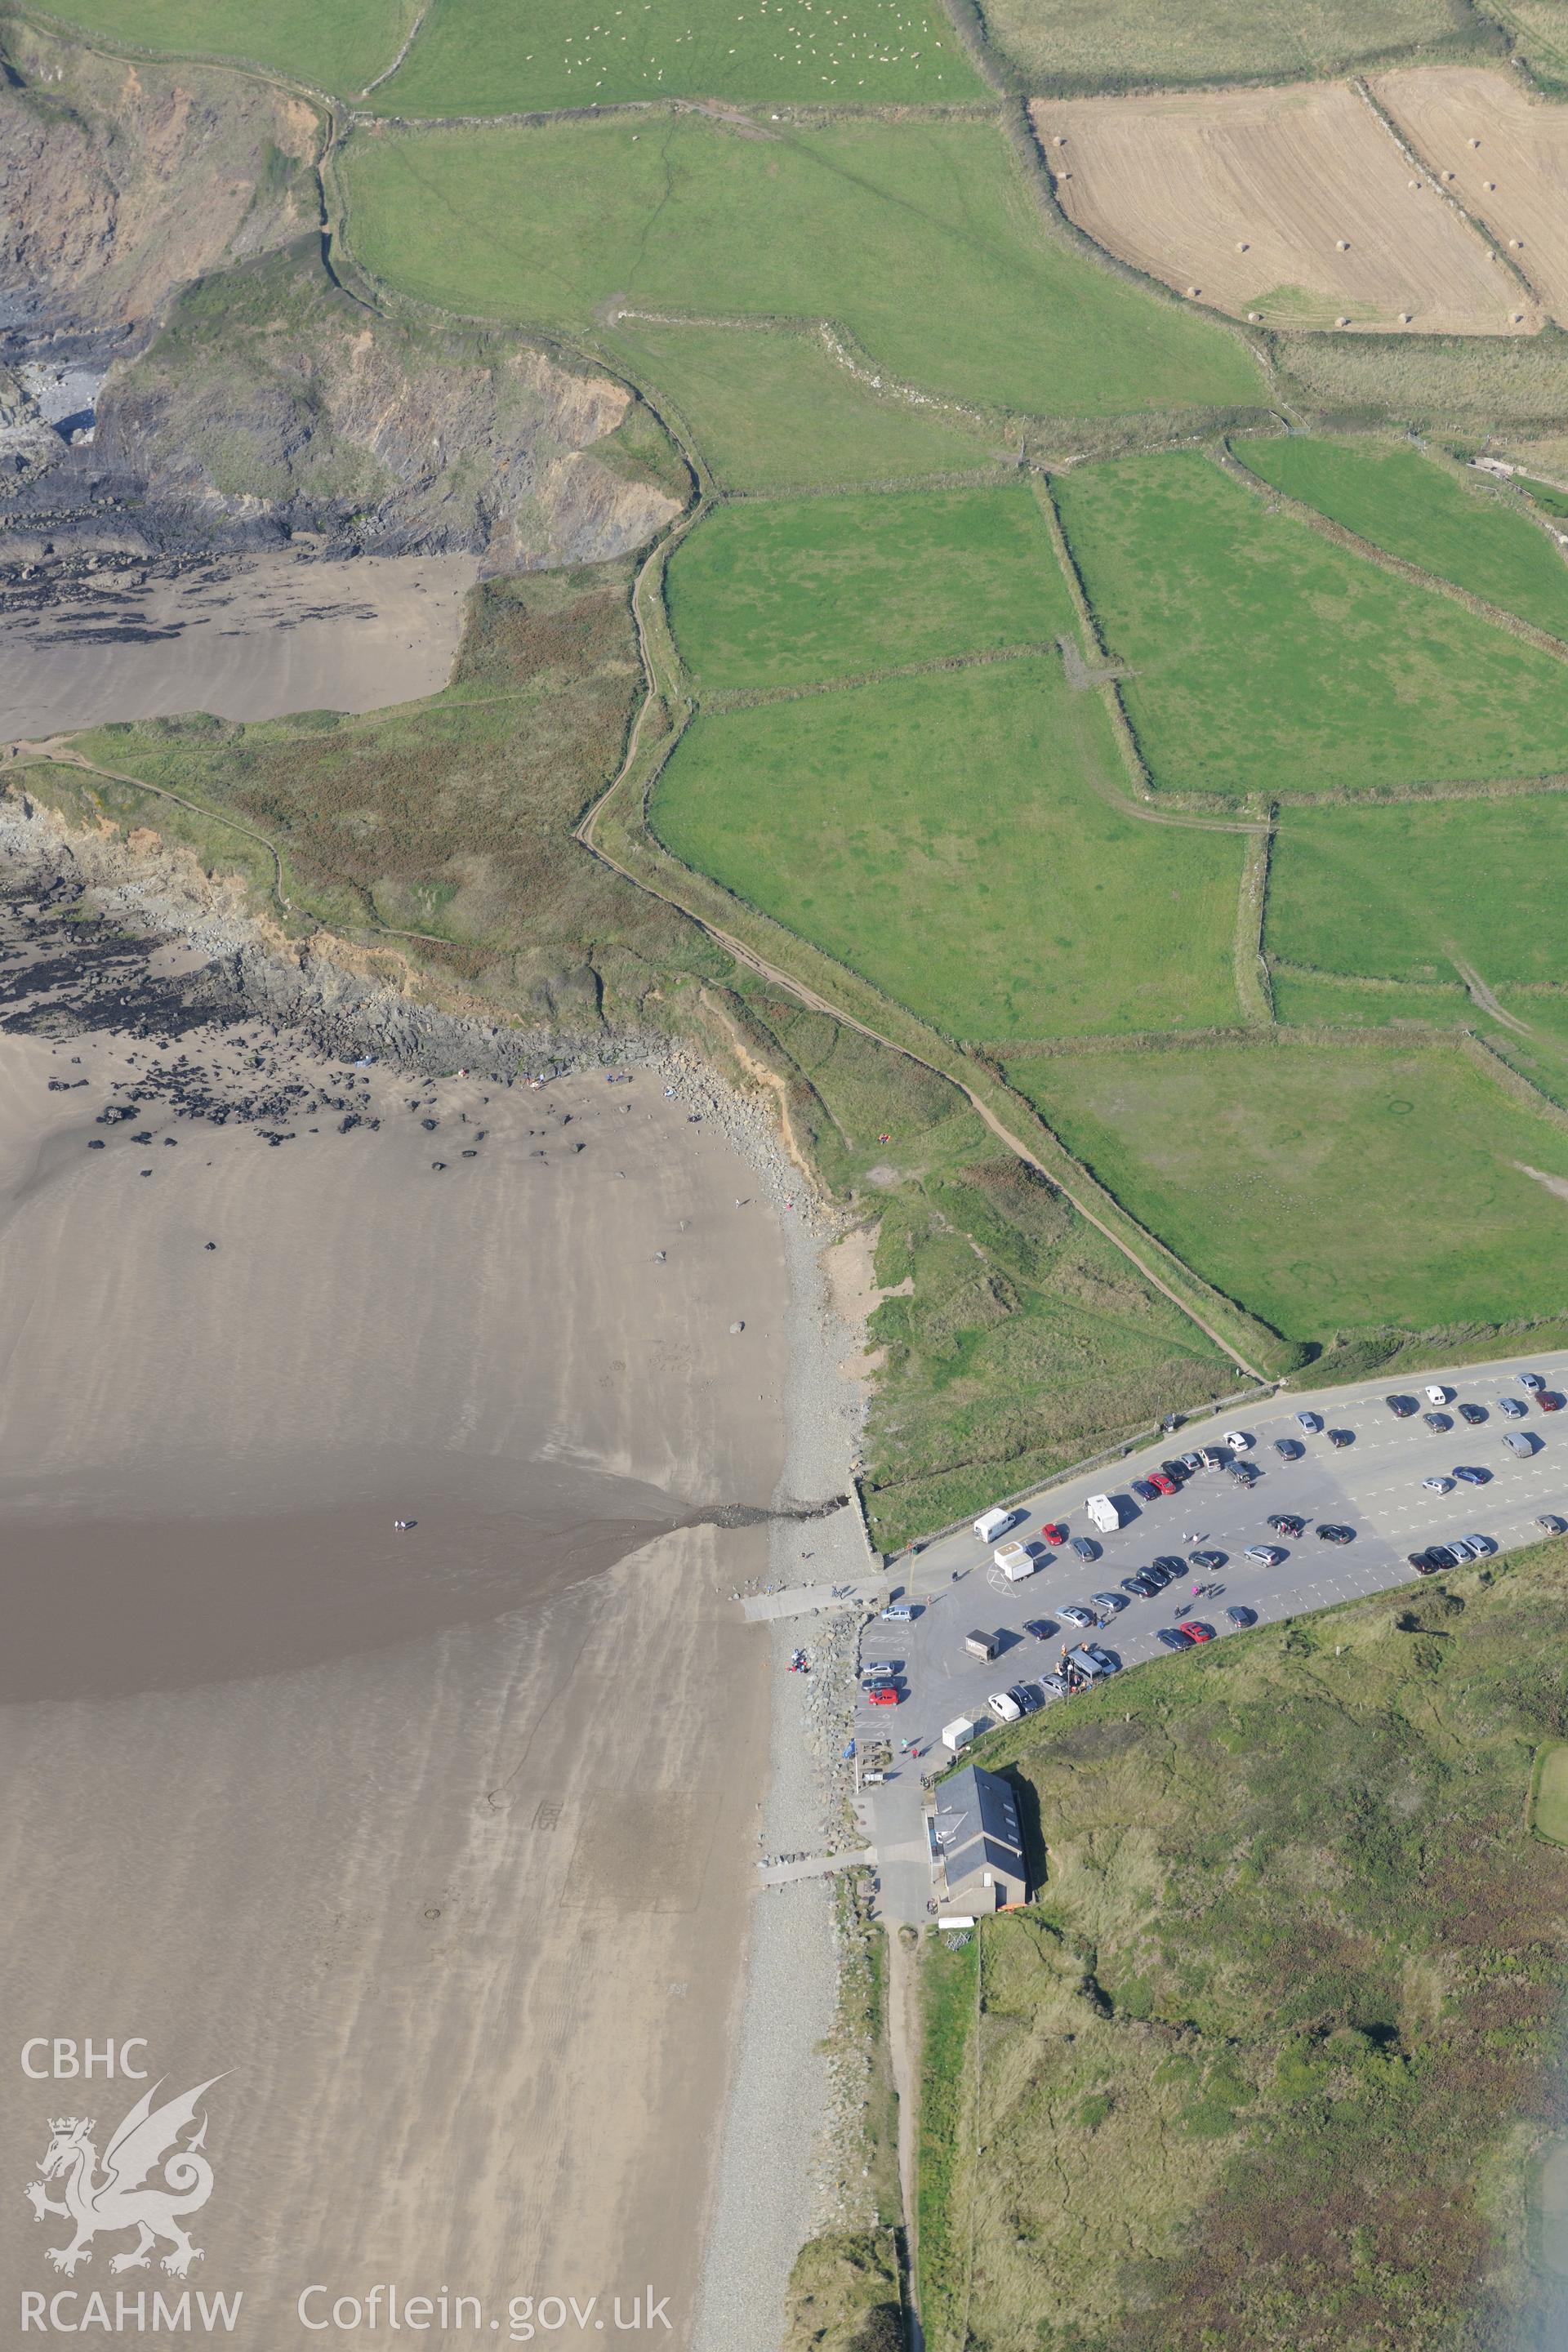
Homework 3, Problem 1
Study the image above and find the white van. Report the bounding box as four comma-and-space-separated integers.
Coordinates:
994, 1540, 1036, 1580
942, 1716, 978, 1753
974, 1506, 1018, 1544
1085, 1494, 1123, 1534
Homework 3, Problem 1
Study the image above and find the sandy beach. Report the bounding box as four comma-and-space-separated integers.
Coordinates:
0, 552, 478, 737
0, 863, 830, 2346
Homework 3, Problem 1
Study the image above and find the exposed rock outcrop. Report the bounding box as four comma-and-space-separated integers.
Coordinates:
0, 23, 687, 565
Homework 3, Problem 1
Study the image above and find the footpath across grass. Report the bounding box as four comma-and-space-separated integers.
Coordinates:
650, 657, 1247, 1040
39, 0, 416, 88
605, 320, 1003, 491
1268, 794, 1568, 991
344, 113, 1265, 422
1012, 1034, 1568, 1339
376, 0, 982, 112
916, 1540, 1568, 2351
1241, 434, 1568, 640
1054, 451, 1568, 799
665, 486, 1072, 688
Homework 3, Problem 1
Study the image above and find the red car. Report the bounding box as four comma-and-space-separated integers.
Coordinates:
1148, 1472, 1178, 1497
1537, 1392, 1564, 1413
1179, 1621, 1214, 1644
1041, 1522, 1069, 1545
866, 1683, 901, 1706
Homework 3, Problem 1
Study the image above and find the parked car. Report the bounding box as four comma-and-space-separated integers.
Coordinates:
1520, 1371, 1547, 1392
1143, 1560, 1177, 1588
1445, 1537, 1479, 1562
1539, 1514, 1568, 1534
1148, 1471, 1179, 1497
860, 1659, 898, 1681
1297, 1411, 1323, 1432
1023, 1619, 1055, 1642
1423, 1411, 1452, 1432
1274, 1437, 1304, 1460
1316, 1523, 1355, 1544
1040, 1521, 1069, 1545
1094, 1590, 1130, 1613
1181, 1621, 1215, 1644
1153, 1555, 1187, 1579
1462, 1534, 1495, 1557
1459, 1461, 1497, 1479
1385, 1395, 1417, 1418
1230, 1461, 1261, 1487
1156, 1627, 1192, 1651
1225, 1606, 1257, 1628
1499, 1396, 1529, 1419
1539, 1392, 1564, 1413
1013, 1683, 1045, 1716
1070, 1535, 1100, 1561
1423, 1475, 1456, 1494
1267, 1513, 1306, 1536
1179, 1451, 1204, 1474
1160, 1461, 1191, 1486
1426, 1385, 1450, 1405
1189, 1548, 1226, 1570
1245, 1544, 1287, 1567
1457, 1403, 1487, 1427
880, 1604, 914, 1623
1131, 1477, 1161, 1503
1409, 1550, 1444, 1575
1060, 1605, 1096, 1629
987, 1690, 1022, 1724
1223, 1429, 1254, 1452
1502, 1434, 1535, 1460
866, 1684, 901, 1707
1327, 1428, 1354, 1449
1040, 1672, 1069, 1697
1120, 1574, 1159, 1598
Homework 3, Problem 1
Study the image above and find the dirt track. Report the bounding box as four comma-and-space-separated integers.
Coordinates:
1374, 65, 1568, 324
1034, 82, 1535, 336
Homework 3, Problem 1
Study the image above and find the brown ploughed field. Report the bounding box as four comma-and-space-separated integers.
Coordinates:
1374, 65, 1568, 325
1034, 82, 1539, 336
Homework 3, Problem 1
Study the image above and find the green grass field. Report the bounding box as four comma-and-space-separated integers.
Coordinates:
1267, 969, 1471, 1031
1268, 796, 1568, 989
1054, 452, 1568, 800
376, 0, 982, 111
343, 114, 1264, 421
665, 486, 1071, 688
919, 1543, 1568, 2350
651, 658, 1246, 1038
38, 0, 415, 88
1533, 1744, 1568, 1845
1241, 435, 1568, 639
606, 320, 1001, 490
1011, 1036, 1568, 1339
978, 0, 1476, 91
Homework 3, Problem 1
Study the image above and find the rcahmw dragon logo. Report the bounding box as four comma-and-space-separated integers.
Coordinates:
24, 2077, 224, 2277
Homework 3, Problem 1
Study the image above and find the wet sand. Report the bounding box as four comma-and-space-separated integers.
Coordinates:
0, 891, 794, 2344
0, 551, 478, 736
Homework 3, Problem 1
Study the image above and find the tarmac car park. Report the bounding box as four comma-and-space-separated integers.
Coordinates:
858, 1357, 1568, 1926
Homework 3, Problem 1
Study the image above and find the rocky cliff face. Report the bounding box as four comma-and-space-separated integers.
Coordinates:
0, 20, 320, 344
89, 247, 687, 564
0, 24, 685, 566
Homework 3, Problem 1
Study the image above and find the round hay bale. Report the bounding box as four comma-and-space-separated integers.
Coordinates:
1469, 136, 1481, 147
1053, 132, 1066, 145
1187, 285, 1201, 297
1398, 310, 1413, 323
1335, 315, 1351, 327
1247, 310, 1262, 321
1485, 179, 1496, 190
1236, 239, 1249, 252
1409, 177, 1421, 189
1336, 238, 1350, 251
1512, 237, 1524, 248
